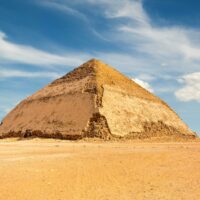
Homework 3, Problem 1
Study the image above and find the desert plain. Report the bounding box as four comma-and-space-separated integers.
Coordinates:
0, 138, 200, 200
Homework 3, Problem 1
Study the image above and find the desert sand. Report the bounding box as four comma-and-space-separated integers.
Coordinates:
0, 139, 200, 200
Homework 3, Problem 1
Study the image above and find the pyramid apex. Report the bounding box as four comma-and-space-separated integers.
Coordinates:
88, 58, 99, 62
84, 58, 105, 66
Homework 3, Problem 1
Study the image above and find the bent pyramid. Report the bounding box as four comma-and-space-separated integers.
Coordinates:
0, 59, 196, 139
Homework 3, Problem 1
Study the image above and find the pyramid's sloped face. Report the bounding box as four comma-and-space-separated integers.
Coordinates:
0, 61, 98, 138
99, 85, 194, 138
27, 61, 97, 101
0, 59, 196, 139
93, 60, 195, 138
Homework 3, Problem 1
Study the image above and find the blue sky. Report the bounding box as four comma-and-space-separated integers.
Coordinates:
0, 0, 200, 134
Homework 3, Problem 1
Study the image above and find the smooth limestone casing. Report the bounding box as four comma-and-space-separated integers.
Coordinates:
99, 85, 194, 137
0, 94, 95, 137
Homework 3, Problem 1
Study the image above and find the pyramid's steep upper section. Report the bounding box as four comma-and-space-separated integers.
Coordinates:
27, 59, 163, 103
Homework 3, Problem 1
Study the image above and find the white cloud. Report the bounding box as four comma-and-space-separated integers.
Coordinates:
1, 0, 199, 101
39, 1, 88, 21
39, 0, 200, 75
175, 72, 200, 102
67, 0, 148, 23
88, 0, 200, 73
132, 78, 154, 93
118, 26, 200, 62
0, 31, 89, 67
103, 0, 149, 25
37, 1, 109, 41
0, 69, 62, 79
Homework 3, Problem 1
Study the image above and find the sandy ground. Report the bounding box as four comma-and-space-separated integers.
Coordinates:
0, 139, 200, 200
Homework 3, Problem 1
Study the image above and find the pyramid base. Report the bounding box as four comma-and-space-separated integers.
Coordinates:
82, 113, 113, 140
0, 130, 82, 140
124, 121, 197, 140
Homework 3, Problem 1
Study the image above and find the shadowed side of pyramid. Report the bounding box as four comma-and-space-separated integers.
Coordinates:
0, 59, 196, 140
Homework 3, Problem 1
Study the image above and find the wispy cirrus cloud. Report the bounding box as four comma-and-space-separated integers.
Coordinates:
0, 68, 62, 79
105, 1, 200, 75
84, 0, 149, 25
118, 26, 200, 62
0, 31, 89, 67
0, 32, 155, 75
2, 0, 200, 104
39, 1, 88, 21
38, 0, 200, 74
37, 1, 109, 41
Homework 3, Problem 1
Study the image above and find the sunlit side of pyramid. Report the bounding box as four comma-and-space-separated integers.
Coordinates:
0, 59, 196, 139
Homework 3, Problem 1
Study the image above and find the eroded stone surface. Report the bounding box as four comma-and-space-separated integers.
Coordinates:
0, 59, 196, 139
